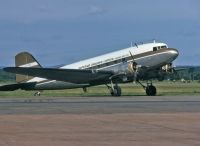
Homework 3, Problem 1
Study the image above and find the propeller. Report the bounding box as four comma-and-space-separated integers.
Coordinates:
128, 51, 138, 71
162, 63, 177, 74
161, 63, 179, 80
171, 64, 179, 79
129, 51, 135, 61
128, 51, 139, 82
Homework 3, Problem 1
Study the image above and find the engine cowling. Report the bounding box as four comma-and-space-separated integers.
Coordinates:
127, 61, 142, 82
128, 61, 138, 73
162, 63, 174, 73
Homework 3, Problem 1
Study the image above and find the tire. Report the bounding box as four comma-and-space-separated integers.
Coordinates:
113, 86, 121, 96
146, 85, 157, 96
110, 86, 122, 96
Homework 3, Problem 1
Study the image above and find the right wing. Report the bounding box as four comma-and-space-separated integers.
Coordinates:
4, 67, 114, 84
174, 65, 200, 71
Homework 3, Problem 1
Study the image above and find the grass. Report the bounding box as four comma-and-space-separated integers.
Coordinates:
0, 81, 200, 97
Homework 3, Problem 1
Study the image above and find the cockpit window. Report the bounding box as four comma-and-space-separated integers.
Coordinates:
161, 45, 167, 48
153, 45, 167, 51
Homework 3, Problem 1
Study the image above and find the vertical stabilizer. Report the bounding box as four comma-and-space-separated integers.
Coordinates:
15, 52, 42, 83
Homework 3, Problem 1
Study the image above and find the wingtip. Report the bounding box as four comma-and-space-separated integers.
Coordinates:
3, 67, 8, 71
3, 67, 14, 72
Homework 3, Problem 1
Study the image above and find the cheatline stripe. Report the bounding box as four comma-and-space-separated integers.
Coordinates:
19, 62, 38, 67
87, 49, 175, 70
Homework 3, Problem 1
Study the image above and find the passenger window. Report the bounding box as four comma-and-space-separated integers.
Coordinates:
122, 58, 126, 63
153, 47, 157, 51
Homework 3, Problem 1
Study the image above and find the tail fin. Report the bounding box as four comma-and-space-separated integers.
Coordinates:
15, 52, 42, 83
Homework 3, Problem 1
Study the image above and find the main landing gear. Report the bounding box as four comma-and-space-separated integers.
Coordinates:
107, 80, 157, 96
106, 82, 121, 97
111, 85, 121, 96
137, 81, 157, 96
146, 84, 157, 96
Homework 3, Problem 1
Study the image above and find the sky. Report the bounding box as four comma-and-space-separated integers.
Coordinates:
0, 0, 200, 66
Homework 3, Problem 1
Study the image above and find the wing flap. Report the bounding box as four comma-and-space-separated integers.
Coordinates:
4, 67, 114, 84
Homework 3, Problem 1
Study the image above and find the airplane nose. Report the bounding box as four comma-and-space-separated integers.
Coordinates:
168, 48, 179, 60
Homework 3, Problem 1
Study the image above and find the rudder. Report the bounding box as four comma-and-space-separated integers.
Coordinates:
15, 52, 42, 83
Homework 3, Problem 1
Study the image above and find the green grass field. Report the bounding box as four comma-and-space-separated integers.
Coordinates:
0, 81, 200, 97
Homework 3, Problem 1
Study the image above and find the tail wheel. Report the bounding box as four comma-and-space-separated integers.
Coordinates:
146, 85, 157, 96
34, 91, 41, 96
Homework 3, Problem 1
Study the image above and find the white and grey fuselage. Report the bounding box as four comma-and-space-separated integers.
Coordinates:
26, 42, 179, 90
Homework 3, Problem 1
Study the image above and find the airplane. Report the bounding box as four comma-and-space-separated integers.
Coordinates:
0, 41, 179, 96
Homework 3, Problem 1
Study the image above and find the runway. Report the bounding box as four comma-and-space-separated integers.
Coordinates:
0, 96, 200, 114
0, 96, 200, 146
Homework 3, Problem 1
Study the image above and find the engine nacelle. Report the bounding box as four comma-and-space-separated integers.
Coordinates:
162, 63, 173, 73
127, 62, 142, 73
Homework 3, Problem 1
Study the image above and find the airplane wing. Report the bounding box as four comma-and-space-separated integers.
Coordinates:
4, 67, 114, 84
0, 82, 37, 91
174, 65, 200, 71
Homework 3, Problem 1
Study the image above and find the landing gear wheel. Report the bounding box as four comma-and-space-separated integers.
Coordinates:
146, 85, 157, 96
34, 91, 41, 96
110, 85, 121, 96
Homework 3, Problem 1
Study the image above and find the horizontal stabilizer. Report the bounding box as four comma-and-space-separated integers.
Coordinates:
4, 67, 114, 84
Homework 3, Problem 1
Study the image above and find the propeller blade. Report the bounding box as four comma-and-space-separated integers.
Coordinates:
128, 51, 140, 82
129, 51, 135, 61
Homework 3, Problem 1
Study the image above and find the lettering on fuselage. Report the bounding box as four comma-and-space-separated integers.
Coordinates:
78, 54, 129, 70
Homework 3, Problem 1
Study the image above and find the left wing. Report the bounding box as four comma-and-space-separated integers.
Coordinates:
0, 82, 37, 91
4, 67, 114, 84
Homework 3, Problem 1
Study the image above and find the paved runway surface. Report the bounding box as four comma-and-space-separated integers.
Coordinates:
0, 96, 200, 114
0, 96, 200, 146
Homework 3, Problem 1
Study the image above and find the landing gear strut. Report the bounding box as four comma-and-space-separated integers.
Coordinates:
83, 87, 87, 93
111, 85, 121, 96
137, 81, 157, 96
106, 82, 121, 96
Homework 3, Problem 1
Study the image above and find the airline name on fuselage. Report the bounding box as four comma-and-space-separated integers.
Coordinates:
79, 54, 130, 69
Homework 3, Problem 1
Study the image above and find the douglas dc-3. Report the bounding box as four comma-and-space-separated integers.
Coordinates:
1, 41, 179, 96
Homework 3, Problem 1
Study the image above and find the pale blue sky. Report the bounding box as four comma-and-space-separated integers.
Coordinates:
0, 0, 200, 66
